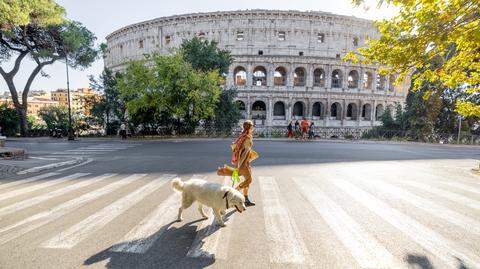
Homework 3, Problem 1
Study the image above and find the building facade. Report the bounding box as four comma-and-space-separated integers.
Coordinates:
105, 10, 408, 136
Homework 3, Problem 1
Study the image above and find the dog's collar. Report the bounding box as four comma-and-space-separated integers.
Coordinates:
223, 191, 230, 209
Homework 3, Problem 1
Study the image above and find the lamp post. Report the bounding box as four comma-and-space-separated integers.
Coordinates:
457, 115, 462, 144
65, 54, 74, 141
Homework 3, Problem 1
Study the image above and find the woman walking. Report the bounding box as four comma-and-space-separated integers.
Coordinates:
217, 120, 258, 206
287, 121, 293, 138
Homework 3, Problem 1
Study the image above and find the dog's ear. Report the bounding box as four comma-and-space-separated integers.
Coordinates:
222, 191, 230, 199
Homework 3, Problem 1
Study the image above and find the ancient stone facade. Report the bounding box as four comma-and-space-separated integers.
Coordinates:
105, 10, 408, 133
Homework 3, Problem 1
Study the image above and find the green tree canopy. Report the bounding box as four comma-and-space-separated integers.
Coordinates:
0, 103, 19, 136
0, 0, 65, 30
180, 37, 233, 74
38, 106, 69, 131
348, 0, 479, 118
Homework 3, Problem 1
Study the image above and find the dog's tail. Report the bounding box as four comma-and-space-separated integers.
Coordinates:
171, 178, 184, 192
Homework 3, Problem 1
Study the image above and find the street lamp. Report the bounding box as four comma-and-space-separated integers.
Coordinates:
65, 53, 74, 141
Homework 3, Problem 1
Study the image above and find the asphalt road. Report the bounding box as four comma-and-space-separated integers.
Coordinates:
0, 138, 479, 269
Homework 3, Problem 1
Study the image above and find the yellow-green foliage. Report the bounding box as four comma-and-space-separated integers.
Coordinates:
0, 0, 65, 29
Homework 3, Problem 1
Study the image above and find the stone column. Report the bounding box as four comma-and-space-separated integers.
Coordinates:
359, 67, 364, 91
287, 63, 294, 87
226, 65, 235, 86
371, 99, 377, 124
341, 99, 346, 126
267, 62, 274, 87
286, 97, 292, 121
343, 66, 348, 90
357, 99, 362, 126
372, 70, 377, 92
306, 64, 313, 88
326, 64, 332, 89
325, 97, 331, 126
247, 63, 253, 86
246, 95, 252, 120
306, 99, 311, 119
267, 97, 273, 127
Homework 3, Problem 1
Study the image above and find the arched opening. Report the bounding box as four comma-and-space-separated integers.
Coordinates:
348, 70, 359, 89
362, 104, 372, 120
253, 66, 267, 86
252, 101, 266, 120
332, 70, 343, 88
313, 68, 326, 87
376, 74, 387, 90
346, 103, 358, 120
387, 104, 395, 117
330, 102, 342, 120
233, 67, 246, 86
273, 101, 286, 119
375, 104, 384, 120
274, 67, 287, 86
294, 67, 306, 86
389, 75, 395, 92
363, 72, 373, 89
293, 102, 304, 119
312, 102, 323, 119
236, 100, 246, 119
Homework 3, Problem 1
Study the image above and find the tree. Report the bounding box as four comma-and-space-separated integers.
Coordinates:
0, 20, 98, 136
89, 68, 125, 135
118, 53, 222, 134
38, 106, 69, 132
348, 0, 479, 118
211, 88, 242, 134
180, 37, 233, 74
0, 103, 19, 136
0, 0, 65, 30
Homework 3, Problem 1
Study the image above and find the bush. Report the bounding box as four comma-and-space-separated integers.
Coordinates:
0, 104, 19, 136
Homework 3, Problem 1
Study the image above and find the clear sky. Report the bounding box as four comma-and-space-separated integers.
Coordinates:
0, 0, 398, 94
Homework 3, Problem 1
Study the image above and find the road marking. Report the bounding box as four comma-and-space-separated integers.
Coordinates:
110, 192, 180, 253
0, 174, 117, 217
67, 149, 118, 152
0, 173, 89, 203
42, 174, 175, 249
186, 176, 234, 259
259, 176, 307, 264
294, 178, 400, 269
17, 159, 82, 175
51, 152, 103, 155
333, 179, 480, 269
404, 181, 480, 210
442, 182, 480, 195
365, 180, 480, 236
0, 172, 59, 191
56, 158, 94, 172
0, 174, 146, 245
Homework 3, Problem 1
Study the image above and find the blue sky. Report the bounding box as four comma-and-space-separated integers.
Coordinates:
0, 0, 398, 93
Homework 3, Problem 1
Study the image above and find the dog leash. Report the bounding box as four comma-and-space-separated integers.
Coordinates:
231, 168, 240, 187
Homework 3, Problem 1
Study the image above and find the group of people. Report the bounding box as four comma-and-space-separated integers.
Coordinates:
287, 118, 315, 140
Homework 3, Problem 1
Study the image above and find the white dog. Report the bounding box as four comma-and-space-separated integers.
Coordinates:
171, 178, 246, 227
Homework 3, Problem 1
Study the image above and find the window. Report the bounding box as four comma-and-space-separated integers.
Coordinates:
299, 51, 304, 56
278, 31, 286, 41
274, 67, 287, 86
294, 68, 306, 86
253, 66, 267, 86
332, 70, 343, 88
138, 40, 144, 49
353, 37, 359, 47
165, 36, 171, 44
258, 50, 263, 55
317, 33, 325, 43
313, 68, 325, 87
236, 31, 244, 40
233, 66, 247, 86
336, 54, 341, 59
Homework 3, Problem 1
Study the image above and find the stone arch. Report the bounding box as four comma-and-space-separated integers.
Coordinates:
332, 69, 343, 88
312, 102, 324, 118
253, 66, 267, 86
362, 103, 372, 120
233, 66, 246, 86
387, 104, 395, 117
236, 100, 246, 119
294, 67, 306, 86
293, 101, 305, 118
330, 102, 342, 120
273, 101, 286, 119
363, 71, 373, 89
348, 70, 359, 89
375, 104, 384, 120
346, 103, 358, 120
252, 100, 266, 120
313, 68, 326, 87
274, 67, 287, 86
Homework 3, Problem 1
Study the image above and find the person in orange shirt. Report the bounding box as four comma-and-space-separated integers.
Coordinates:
300, 118, 309, 140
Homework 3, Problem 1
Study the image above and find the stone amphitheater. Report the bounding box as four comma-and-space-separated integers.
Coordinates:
105, 10, 408, 137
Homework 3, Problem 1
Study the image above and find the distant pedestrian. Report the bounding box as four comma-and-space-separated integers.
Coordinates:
308, 122, 315, 139
294, 120, 300, 139
120, 123, 127, 139
301, 118, 309, 140
287, 121, 293, 138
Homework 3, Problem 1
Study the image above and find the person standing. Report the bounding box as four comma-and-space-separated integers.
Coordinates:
120, 123, 127, 139
301, 118, 309, 140
294, 120, 300, 139
308, 121, 315, 139
217, 120, 258, 206
287, 121, 293, 138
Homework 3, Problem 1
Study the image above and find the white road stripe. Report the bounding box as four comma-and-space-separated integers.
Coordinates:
0, 174, 117, 217
333, 179, 480, 269
365, 180, 480, 236
67, 149, 118, 152
259, 176, 307, 264
0, 172, 59, 191
0, 174, 146, 245
443, 182, 480, 195
404, 181, 480, 210
294, 178, 400, 268
110, 193, 180, 253
187, 176, 235, 259
42, 174, 175, 249
51, 152, 103, 155
0, 173, 89, 203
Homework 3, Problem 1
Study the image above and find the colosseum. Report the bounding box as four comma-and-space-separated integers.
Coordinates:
105, 10, 408, 137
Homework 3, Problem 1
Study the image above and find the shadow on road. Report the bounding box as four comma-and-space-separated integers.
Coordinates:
405, 254, 472, 269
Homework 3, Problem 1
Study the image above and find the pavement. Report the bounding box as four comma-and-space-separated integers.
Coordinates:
0, 138, 479, 268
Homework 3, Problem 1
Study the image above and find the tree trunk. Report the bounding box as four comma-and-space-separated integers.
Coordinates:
17, 106, 28, 136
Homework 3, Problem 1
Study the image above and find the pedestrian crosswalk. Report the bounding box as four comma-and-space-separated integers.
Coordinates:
49, 143, 141, 157
0, 169, 479, 268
